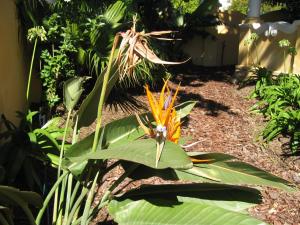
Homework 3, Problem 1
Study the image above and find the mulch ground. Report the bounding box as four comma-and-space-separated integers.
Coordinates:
84, 66, 300, 225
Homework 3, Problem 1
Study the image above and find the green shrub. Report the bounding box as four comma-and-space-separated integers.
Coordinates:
250, 71, 300, 153
230, 0, 284, 14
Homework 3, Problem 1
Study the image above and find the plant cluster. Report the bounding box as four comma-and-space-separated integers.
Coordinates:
20, 0, 169, 109
244, 38, 299, 154
250, 69, 300, 154
230, 0, 285, 15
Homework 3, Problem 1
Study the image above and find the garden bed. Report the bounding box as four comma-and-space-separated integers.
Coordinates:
80, 66, 300, 225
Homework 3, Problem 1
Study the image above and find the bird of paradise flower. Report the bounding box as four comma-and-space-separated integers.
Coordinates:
136, 80, 181, 167
136, 80, 212, 167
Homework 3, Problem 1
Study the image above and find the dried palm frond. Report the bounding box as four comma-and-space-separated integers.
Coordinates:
117, 17, 188, 84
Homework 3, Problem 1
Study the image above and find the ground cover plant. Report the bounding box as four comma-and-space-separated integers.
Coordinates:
250, 70, 300, 154
244, 37, 300, 155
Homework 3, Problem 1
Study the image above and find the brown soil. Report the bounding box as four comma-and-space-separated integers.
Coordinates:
84, 66, 300, 225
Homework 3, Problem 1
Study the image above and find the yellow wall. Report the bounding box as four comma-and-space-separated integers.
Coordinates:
181, 11, 246, 67
0, 0, 26, 127
238, 26, 300, 74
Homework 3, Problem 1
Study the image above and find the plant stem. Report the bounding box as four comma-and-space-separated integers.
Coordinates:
57, 175, 67, 225
53, 109, 72, 223
36, 172, 68, 225
63, 174, 73, 225
284, 50, 286, 73
65, 187, 89, 225
26, 38, 38, 104
91, 35, 120, 153
81, 172, 99, 225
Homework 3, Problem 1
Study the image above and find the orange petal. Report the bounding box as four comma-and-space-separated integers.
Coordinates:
159, 80, 169, 109
162, 84, 180, 126
145, 85, 161, 124
135, 113, 151, 135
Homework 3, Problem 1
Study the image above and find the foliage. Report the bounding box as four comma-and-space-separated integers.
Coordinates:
0, 112, 63, 190
36, 1, 128, 108
263, 0, 300, 20
0, 185, 42, 225
171, 0, 201, 14
249, 68, 300, 154
244, 32, 260, 66
230, 0, 285, 15
40, 45, 76, 107
278, 39, 297, 73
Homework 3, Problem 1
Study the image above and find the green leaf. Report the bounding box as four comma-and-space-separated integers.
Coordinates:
116, 183, 262, 213
175, 101, 197, 118
108, 199, 268, 225
125, 152, 296, 192
181, 154, 295, 192
0, 185, 42, 225
66, 100, 196, 158
77, 62, 119, 128
68, 139, 192, 170
63, 77, 85, 111
0, 186, 42, 208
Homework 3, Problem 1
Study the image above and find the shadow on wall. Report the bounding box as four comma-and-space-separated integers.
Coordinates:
0, 0, 26, 129
238, 23, 300, 74
181, 9, 300, 73
181, 11, 246, 67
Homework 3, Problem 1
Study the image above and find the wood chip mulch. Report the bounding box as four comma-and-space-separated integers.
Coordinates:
85, 66, 300, 225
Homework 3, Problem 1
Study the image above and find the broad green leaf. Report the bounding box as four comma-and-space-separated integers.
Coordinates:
194, 161, 295, 191
63, 77, 85, 111
68, 139, 192, 170
67, 100, 196, 158
175, 101, 197, 118
0, 186, 42, 225
66, 100, 195, 160
108, 199, 268, 225
123, 152, 296, 192
116, 183, 262, 213
122, 152, 237, 181
0, 186, 42, 208
179, 152, 296, 192
77, 62, 119, 128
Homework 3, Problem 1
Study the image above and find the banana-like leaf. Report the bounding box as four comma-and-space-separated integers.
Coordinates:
103, 1, 126, 24
67, 139, 192, 170
108, 199, 268, 225
122, 152, 296, 192
66, 101, 196, 158
115, 183, 262, 213
175, 101, 197, 118
77, 62, 119, 129
63, 77, 85, 111
0, 185, 42, 225
176, 152, 296, 192
0, 186, 42, 208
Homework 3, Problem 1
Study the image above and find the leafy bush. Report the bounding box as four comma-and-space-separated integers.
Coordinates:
250, 70, 300, 153
230, 0, 284, 14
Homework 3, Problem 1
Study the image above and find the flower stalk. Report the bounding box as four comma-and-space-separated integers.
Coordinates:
92, 35, 120, 153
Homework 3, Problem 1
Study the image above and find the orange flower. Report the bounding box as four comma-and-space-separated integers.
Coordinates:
136, 80, 181, 143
